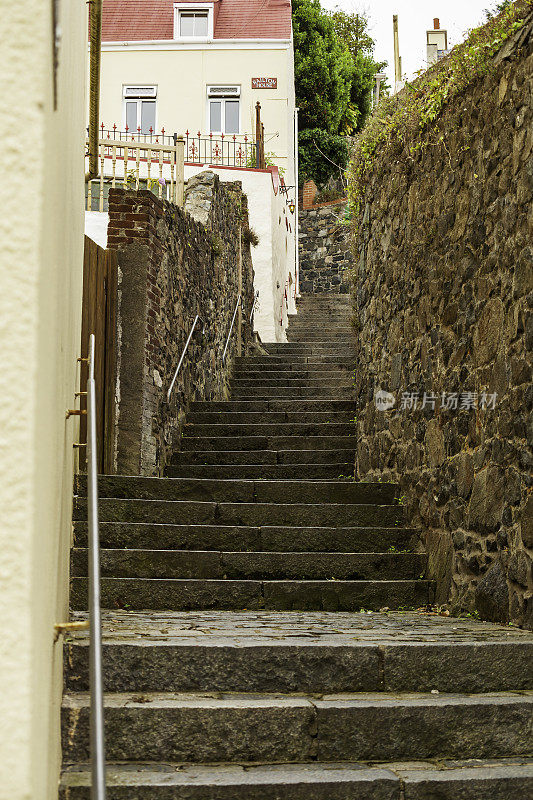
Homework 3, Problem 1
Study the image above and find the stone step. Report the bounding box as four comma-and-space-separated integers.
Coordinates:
170, 449, 356, 466
178, 435, 356, 451
61, 690, 533, 763
231, 388, 354, 399
77, 476, 397, 506
186, 411, 354, 425
233, 368, 353, 379
184, 423, 355, 438
59, 758, 533, 799
64, 610, 533, 694
70, 577, 433, 612
286, 330, 354, 339
234, 356, 355, 366
165, 463, 355, 479
73, 522, 416, 553
189, 400, 356, 413
262, 345, 355, 354
75, 498, 403, 528
71, 549, 426, 581
230, 378, 353, 389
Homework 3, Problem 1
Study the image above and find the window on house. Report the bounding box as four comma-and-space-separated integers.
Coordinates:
123, 87, 157, 134
207, 86, 240, 134
179, 11, 209, 37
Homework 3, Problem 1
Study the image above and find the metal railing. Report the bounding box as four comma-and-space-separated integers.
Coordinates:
86, 334, 106, 799
167, 315, 205, 401
222, 295, 243, 363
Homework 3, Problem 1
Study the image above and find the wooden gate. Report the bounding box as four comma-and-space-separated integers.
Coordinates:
80, 236, 118, 473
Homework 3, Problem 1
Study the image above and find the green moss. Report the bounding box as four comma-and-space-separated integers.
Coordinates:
348, 0, 528, 233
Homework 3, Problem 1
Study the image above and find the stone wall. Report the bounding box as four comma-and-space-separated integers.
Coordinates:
299, 202, 353, 294
352, 20, 533, 627
107, 172, 254, 476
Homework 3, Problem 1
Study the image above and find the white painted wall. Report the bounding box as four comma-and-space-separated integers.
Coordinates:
0, 1, 86, 797
99, 42, 295, 178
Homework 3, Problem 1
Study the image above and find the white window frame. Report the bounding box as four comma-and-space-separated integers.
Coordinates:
174, 3, 214, 42
207, 85, 241, 134
122, 86, 158, 134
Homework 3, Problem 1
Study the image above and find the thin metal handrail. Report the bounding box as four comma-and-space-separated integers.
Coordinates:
222, 295, 242, 363
86, 334, 106, 799
167, 315, 203, 401
250, 290, 259, 326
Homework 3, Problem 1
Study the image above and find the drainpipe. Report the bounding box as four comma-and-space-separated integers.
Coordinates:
294, 106, 300, 298
86, 0, 102, 183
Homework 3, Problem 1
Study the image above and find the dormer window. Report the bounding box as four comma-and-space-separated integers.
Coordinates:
174, 4, 214, 41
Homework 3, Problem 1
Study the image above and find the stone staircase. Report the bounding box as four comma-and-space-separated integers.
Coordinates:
61, 294, 533, 798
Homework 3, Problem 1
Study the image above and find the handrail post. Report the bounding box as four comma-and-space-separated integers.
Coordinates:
222, 295, 242, 363
176, 136, 185, 206
87, 334, 106, 800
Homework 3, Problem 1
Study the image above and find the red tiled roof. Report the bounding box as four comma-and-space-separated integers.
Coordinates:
102, 0, 292, 42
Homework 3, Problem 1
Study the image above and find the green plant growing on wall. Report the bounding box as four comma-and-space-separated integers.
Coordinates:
348, 0, 527, 232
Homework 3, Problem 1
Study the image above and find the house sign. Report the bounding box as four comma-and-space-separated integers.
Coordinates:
252, 77, 277, 89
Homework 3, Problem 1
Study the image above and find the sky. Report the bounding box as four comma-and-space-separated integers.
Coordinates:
320, 0, 497, 86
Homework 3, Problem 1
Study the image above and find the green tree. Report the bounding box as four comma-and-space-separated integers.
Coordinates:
293, 0, 353, 133
327, 7, 390, 134
484, 0, 513, 18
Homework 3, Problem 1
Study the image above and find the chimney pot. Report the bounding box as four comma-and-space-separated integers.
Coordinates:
434, 18, 440, 29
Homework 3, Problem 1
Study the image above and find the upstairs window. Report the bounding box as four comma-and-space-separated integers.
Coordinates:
180, 11, 208, 37
174, 4, 214, 41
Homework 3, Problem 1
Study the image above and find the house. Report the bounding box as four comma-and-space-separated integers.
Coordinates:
0, 0, 88, 796
94, 0, 298, 341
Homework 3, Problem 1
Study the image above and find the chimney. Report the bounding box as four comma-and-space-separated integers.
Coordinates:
433, 18, 440, 29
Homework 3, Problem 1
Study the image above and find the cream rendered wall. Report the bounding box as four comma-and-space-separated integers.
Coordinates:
99, 43, 294, 174
0, 0, 86, 798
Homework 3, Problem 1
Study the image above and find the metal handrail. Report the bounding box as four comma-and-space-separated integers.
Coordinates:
167, 315, 204, 401
86, 334, 106, 799
222, 295, 242, 363
250, 290, 259, 327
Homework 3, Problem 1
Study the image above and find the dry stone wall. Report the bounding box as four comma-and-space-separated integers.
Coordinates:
299, 202, 353, 294
352, 22, 533, 627
107, 173, 254, 476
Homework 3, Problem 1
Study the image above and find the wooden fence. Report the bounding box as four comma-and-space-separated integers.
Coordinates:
79, 236, 118, 474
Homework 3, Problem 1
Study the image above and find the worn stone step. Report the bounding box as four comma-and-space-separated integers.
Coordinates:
170, 449, 356, 466
70, 577, 433, 612
186, 411, 354, 425
73, 522, 416, 553
184, 423, 355, 438
80, 477, 396, 506
165, 463, 355, 479
230, 378, 353, 389
231, 388, 354, 399
189, 400, 356, 413
64, 610, 533, 694
233, 368, 353, 379
59, 758, 533, 799
262, 346, 355, 355
61, 690, 532, 763
75, 498, 403, 528
286, 330, 354, 339
179, 435, 356, 452
71, 549, 426, 581
234, 356, 355, 366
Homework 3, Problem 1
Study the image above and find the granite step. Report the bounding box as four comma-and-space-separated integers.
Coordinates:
77, 476, 397, 505
230, 378, 353, 389
61, 690, 533, 763
64, 611, 533, 694
178, 435, 357, 451
189, 400, 356, 413
170, 449, 356, 466
186, 411, 354, 424
74, 498, 404, 528
165, 463, 355, 479
230, 388, 354, 399
73, 522, 416, 553
183, 423, 355, 437
71, 549, 426, 582
70, 577, 433, 612
59, 758, 533, 800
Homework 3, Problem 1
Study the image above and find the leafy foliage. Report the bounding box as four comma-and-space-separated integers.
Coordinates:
293, 0, 353, 133
293, 1, 388, 183
298, 128, 350, 185
348, 0, 529, 230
